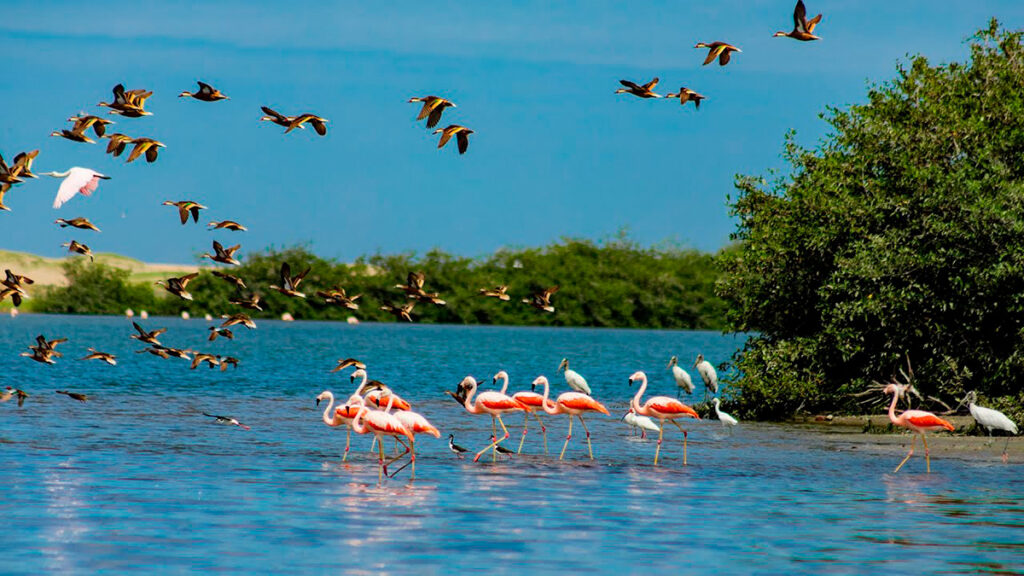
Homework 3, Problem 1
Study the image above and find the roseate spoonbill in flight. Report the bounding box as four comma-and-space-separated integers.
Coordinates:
532, 375, 610, 460
884, 383, 954, 473
623, 408, 660, 439
558, 358, 591, 395
43, 168, 110, 209
668, 356, 694, 396
960, 391, 1018, 463
628, 371, 701, 465
695, 354, 718, 402
455, 375, 527, 462
494, 370, 549, 454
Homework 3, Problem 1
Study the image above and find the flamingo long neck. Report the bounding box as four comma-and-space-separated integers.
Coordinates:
320, 392, 336, 425
351, 398, 369, 434
631, 375, 648, 414
887, 389, 901, 425
352, 372, 368, 395
463, 381, 480, 414
497, 373, 509, 395
538, 378, 559, 415
383, 392, 396, 414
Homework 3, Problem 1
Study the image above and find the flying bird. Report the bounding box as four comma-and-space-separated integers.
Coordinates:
55, 217, 100, 232
695, 41, 742, 66
380, 301, 415, 322
478, 285, 511, 301
523, 286, 559, 313
408, 96, 456, 129
62, 240, 94, 261
155, 273, 200, 300
615, 78, 662, 99
130, 321, 166, 346
212, 270, 247, 290
259, 106, 293, 128
269, 262, 310, 298
56, 390, 89, 402
203, 412, 250, 430
200, 241, 242, 266
433, 125, 473, 154
317, 286, 361, 310
126, 138, 166, 163
67, 114, 114, 137
44, 168, 110, 209
220, 313, 256, 330
179, 81, 230, 102
664, 88, 706, 109
98, 84, 153, 117
208, 220, 247, 232
102, 133, 133, 157
81, 348, 117, 366
331, 358, 367, 373
208, 326, 234, 341
286, 113, 328, 135
50, 124, 95, 144
774, 0, 822, 41
229, 294, 262, 310
163, 200, 207, 224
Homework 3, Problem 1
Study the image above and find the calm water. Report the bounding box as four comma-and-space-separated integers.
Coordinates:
1, 315, 1022, 574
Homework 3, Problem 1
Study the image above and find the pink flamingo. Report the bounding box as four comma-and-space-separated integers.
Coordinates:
315, 371, 373, 462
350, 395, 414, 483
884, 383, 955, 473
628, 371, 701, 465
351, 368, 409, 454
494, 370, 549, 454
532, 375, 610, 460
383, 391, 440, 479
456, 376, 528, 462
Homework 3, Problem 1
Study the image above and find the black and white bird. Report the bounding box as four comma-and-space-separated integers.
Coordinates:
203, 412, 250, 430
448, 434, 469, 458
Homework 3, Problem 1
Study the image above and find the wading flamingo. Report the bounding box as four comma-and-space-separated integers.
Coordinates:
316, 388, 365, 462
352, 368, 411, 411
456, 376, 528, 462
494, 370, 549, 454
628, 371, 701, 465
380, 389, 440, 479
623, 408, 660, 439
44, 168, 110, 209
532, 375, 610, 460
668, 356, 694, 396
351, 395, 413, 483
884, 383, 954, 473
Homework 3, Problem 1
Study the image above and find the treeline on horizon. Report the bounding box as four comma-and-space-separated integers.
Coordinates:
33, 235, 729, 330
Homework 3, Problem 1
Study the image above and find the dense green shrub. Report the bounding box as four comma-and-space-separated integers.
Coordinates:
718, 21, 1024, 419
35, 260, 158, 315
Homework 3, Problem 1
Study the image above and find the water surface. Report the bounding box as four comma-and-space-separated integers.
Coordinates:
1, 316, 1021, 574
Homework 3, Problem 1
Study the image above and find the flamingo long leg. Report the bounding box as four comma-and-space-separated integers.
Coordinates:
517, 413, 529, 454
492, 416, 498, 461
385, 437, 410, 469
376, 435, 385, 483
370, 436, 377, 453
342, 427, 351, 462
671, 420, 689, 466
894, 434, 917, 473
533, 411, 548, 454
389, 440, 416, 479
559, 415, 574, 460
654, 421, 664, 466
578, 415, 594, 460
921, 433, 930, 474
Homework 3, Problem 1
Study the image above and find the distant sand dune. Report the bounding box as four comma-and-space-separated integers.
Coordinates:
0, 249, 199, 287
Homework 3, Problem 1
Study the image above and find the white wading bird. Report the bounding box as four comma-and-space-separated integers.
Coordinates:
695, 353, 718, 402
668, 355, 695, 396
558, 358, 591, 396
622, 408, 660, 439
962, 391, 1019, 463
44, 168, 110, 209
712, 398, 738, 429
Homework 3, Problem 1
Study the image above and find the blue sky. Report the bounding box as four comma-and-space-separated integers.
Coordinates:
2, 1, 1021, 263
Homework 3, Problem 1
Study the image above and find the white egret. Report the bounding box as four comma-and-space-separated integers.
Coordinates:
43, 168, 110, 209
622, 408, 660, 439
668, 355, 694, 396
963, 391, 1018, 463
694, 353, 718, 402
558, 358, 591, 395
712, 398, 738, 428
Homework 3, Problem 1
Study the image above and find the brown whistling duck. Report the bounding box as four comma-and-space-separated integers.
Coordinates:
286, 113, 329, 136
50, 125, 95, 144
179, 81, 229, 102
131, 321, 166, 345
191, 353, 221, 370
316, 286, 361, 310
81, 348, 117, 366
219, 357, 240, 371
433, 125, 473, 154
259, 106, 293, 128
695, 42, 742, 66
665, 88, 707, 109
62, 240, 94, 261
331, 358, 367, 373
478, 285, 511, 301
56, 390, 88, 402
208, 220, 247, 232
212, 270, 247, 290
155, 272, 200, 300
68, 114, 114, 137
208, 326, 234, 341
201, 240, 242, 266
220, 313, 256, 330
774, 0, 822, 41
55, 217, 101, 232
616, 78, 662, 98
229, 294, 262, 311
126, 138, 166, 163
102, 133, 133, 157
98, 84, 153, 117
163, 200, 207, 224
523, 285, 559, 313
269, 262, 310, 299
381, 301, 416, 322
408, 96, 456, 129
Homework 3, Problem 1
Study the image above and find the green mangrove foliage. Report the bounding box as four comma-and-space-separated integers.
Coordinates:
35, 260, 160, 315
718, 21, 1024, 421
37, 237, 727, 330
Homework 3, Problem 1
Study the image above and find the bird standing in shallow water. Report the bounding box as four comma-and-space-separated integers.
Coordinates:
668, 356, 695, 396
558, 358, 591, 395
532, 375, 610, 460
454, 376, 528, 462
712, 398, 738, 429
623, 408, 660, 439
695, 354, 718, 402
495, 370, 550, 454
448, 434, 469, 458
960, 391, 1018, 463
884, 383, 955, 473
628, 371, 701, 466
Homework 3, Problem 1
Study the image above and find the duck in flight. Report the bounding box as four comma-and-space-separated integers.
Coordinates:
774, 0, 822, 41
62, 240, 94, 262
317, 286, 361, 310
156, 273, 200, 300
102, 133, 133, 157
212, 270, 247, 290
408, 96, 456, 129
695, 41, 742, 66
201, 241, 242, 266
209, 220, 247, 232
479, 285, 511, 301
433, 125, 473, 154
126, 138, 166, 163
229, 293, 262, 310
665, 87, 706, 109
616, 77, 662, 99
98, 84, 153, 117
67, 114, 114, 137
81, 348, 117, 365
179, 81, 230, 102
131, 321, 166, 346
523, 286, 559, 313
163, 200, 206, 224
55, 217, 100, 232
269, 262, 310, 299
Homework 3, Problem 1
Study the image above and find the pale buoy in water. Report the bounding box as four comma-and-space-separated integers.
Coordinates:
181, 311, 190, 320
140, 310, 149, 319
10, 308, 19, 318
281, 312, 294, 322
125, 308, 135, 318
204, 313, 213, 321
347, 316, 359, 325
